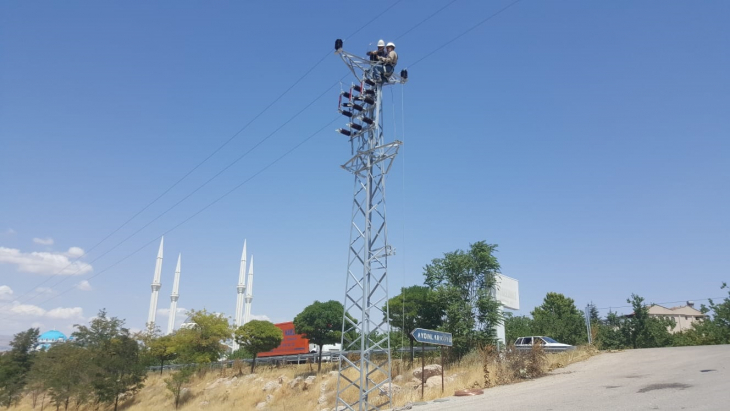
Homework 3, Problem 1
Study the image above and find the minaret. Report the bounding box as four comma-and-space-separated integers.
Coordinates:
166, 254, 181, 335
243, 255, 254, 325
235, 241, 247, 329
147, 237, 164, 329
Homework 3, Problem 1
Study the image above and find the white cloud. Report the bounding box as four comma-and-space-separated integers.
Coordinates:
33, 237, 54, 246
0, 246, 93, 275
250, 314, 271, 322
35, 287, 54, 295
3, 228, 16, 236
75, 280, 92, 291
0, 285, 13, 301
46, 307, 84, 320
2, 302, 84, 320
0, 300, 85, 335
66, 247, 85, 258
10, 303, 46, 317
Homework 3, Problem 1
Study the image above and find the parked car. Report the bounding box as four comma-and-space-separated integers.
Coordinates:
514, 336, 575, 353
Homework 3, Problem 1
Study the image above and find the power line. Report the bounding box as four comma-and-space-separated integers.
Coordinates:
11, 80, 344, 306
4, 1, 410, 307
7, 0, 501, 314
394, 0, 459, 41
11, 117, 341, 310
410, 0, 523, 67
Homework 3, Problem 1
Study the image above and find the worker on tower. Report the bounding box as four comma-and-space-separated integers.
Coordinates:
373, 42, 398, 83
366, 39, 386, 61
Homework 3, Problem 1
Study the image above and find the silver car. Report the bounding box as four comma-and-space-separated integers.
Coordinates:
514, 336, 575, 352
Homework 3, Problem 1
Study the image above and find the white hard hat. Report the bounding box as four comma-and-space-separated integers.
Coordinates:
386, 42, 395, 48
377, 40, 385, 47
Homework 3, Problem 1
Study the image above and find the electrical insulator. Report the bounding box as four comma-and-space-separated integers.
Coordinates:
400, 69, 408, 80
335, 39, 343, 51
353, 85, 363, 93
348, 123, 363, 131
361, 116, 374, 125
340, 110, 353, 118
337, 129, 352, 136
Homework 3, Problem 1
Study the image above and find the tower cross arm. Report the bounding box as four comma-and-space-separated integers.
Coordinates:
341, 140, 402, 175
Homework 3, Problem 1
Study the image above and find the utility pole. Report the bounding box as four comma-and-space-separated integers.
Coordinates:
334, 39, 407, 411
585, 304, 593, 345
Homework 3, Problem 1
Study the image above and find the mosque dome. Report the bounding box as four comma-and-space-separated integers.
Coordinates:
39, 330, 67, 342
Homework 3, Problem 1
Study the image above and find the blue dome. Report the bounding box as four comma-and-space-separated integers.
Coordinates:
39, 330, 67, 342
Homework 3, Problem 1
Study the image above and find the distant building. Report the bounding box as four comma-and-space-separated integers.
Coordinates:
36, 330, 71, 350
626, 302, 708, 333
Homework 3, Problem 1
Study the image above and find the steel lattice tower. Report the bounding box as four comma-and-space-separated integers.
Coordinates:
334, 39, 407, 411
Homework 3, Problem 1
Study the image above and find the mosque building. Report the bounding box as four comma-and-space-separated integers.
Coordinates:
36, 329, 72, 350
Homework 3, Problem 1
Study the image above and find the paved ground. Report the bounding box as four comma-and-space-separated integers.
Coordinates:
415, 345, 729, 411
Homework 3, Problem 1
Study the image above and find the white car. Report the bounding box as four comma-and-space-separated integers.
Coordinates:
514, 336, 575, 352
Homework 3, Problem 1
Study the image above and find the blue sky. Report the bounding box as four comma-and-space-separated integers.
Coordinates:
1, 0, 728, 336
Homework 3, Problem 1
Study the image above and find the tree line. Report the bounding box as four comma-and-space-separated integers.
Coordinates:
504, 284, 730, 350
0, 308, 286, 410
2, 239, 728, 409
0, 239, 505, 408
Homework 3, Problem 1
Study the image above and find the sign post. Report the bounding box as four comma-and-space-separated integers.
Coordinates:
421, 343, 425, 398
410, 328, 453, 398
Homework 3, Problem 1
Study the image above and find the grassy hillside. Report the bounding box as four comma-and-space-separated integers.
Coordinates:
10, 346, 597, 411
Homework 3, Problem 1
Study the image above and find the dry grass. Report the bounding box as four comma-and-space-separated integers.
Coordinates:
9, 346, 598, 411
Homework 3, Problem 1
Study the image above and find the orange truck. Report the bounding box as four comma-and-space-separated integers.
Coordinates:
257, 322, 311, 358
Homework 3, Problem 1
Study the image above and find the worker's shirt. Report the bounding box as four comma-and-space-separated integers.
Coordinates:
379, 50, 398, 67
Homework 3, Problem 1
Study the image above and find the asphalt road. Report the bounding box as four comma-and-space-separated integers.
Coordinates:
415, 345, 730, 411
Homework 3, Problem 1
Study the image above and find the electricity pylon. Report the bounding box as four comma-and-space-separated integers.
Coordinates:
334, 39, 407, 411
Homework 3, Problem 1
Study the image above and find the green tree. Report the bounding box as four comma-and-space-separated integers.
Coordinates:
0, 328, 39, 407
531, 292, 587, 346
622, 294, 675, 349
503, 313, 533, 345
172, 309, 232, 364
595, 311, 626, 349
424, 241, 502, 357
234, 320, 283, 373
385, 286, 444, 363
683, 282, 730, 345
32, 343, 95, 411
165, 367, 194, 410
147, 335, 178, 374
294, 300, 346, 372
594, 294, 676, 349
25, 350, 48, 410
73, 309, 146, 411
228, 348, 253, 360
